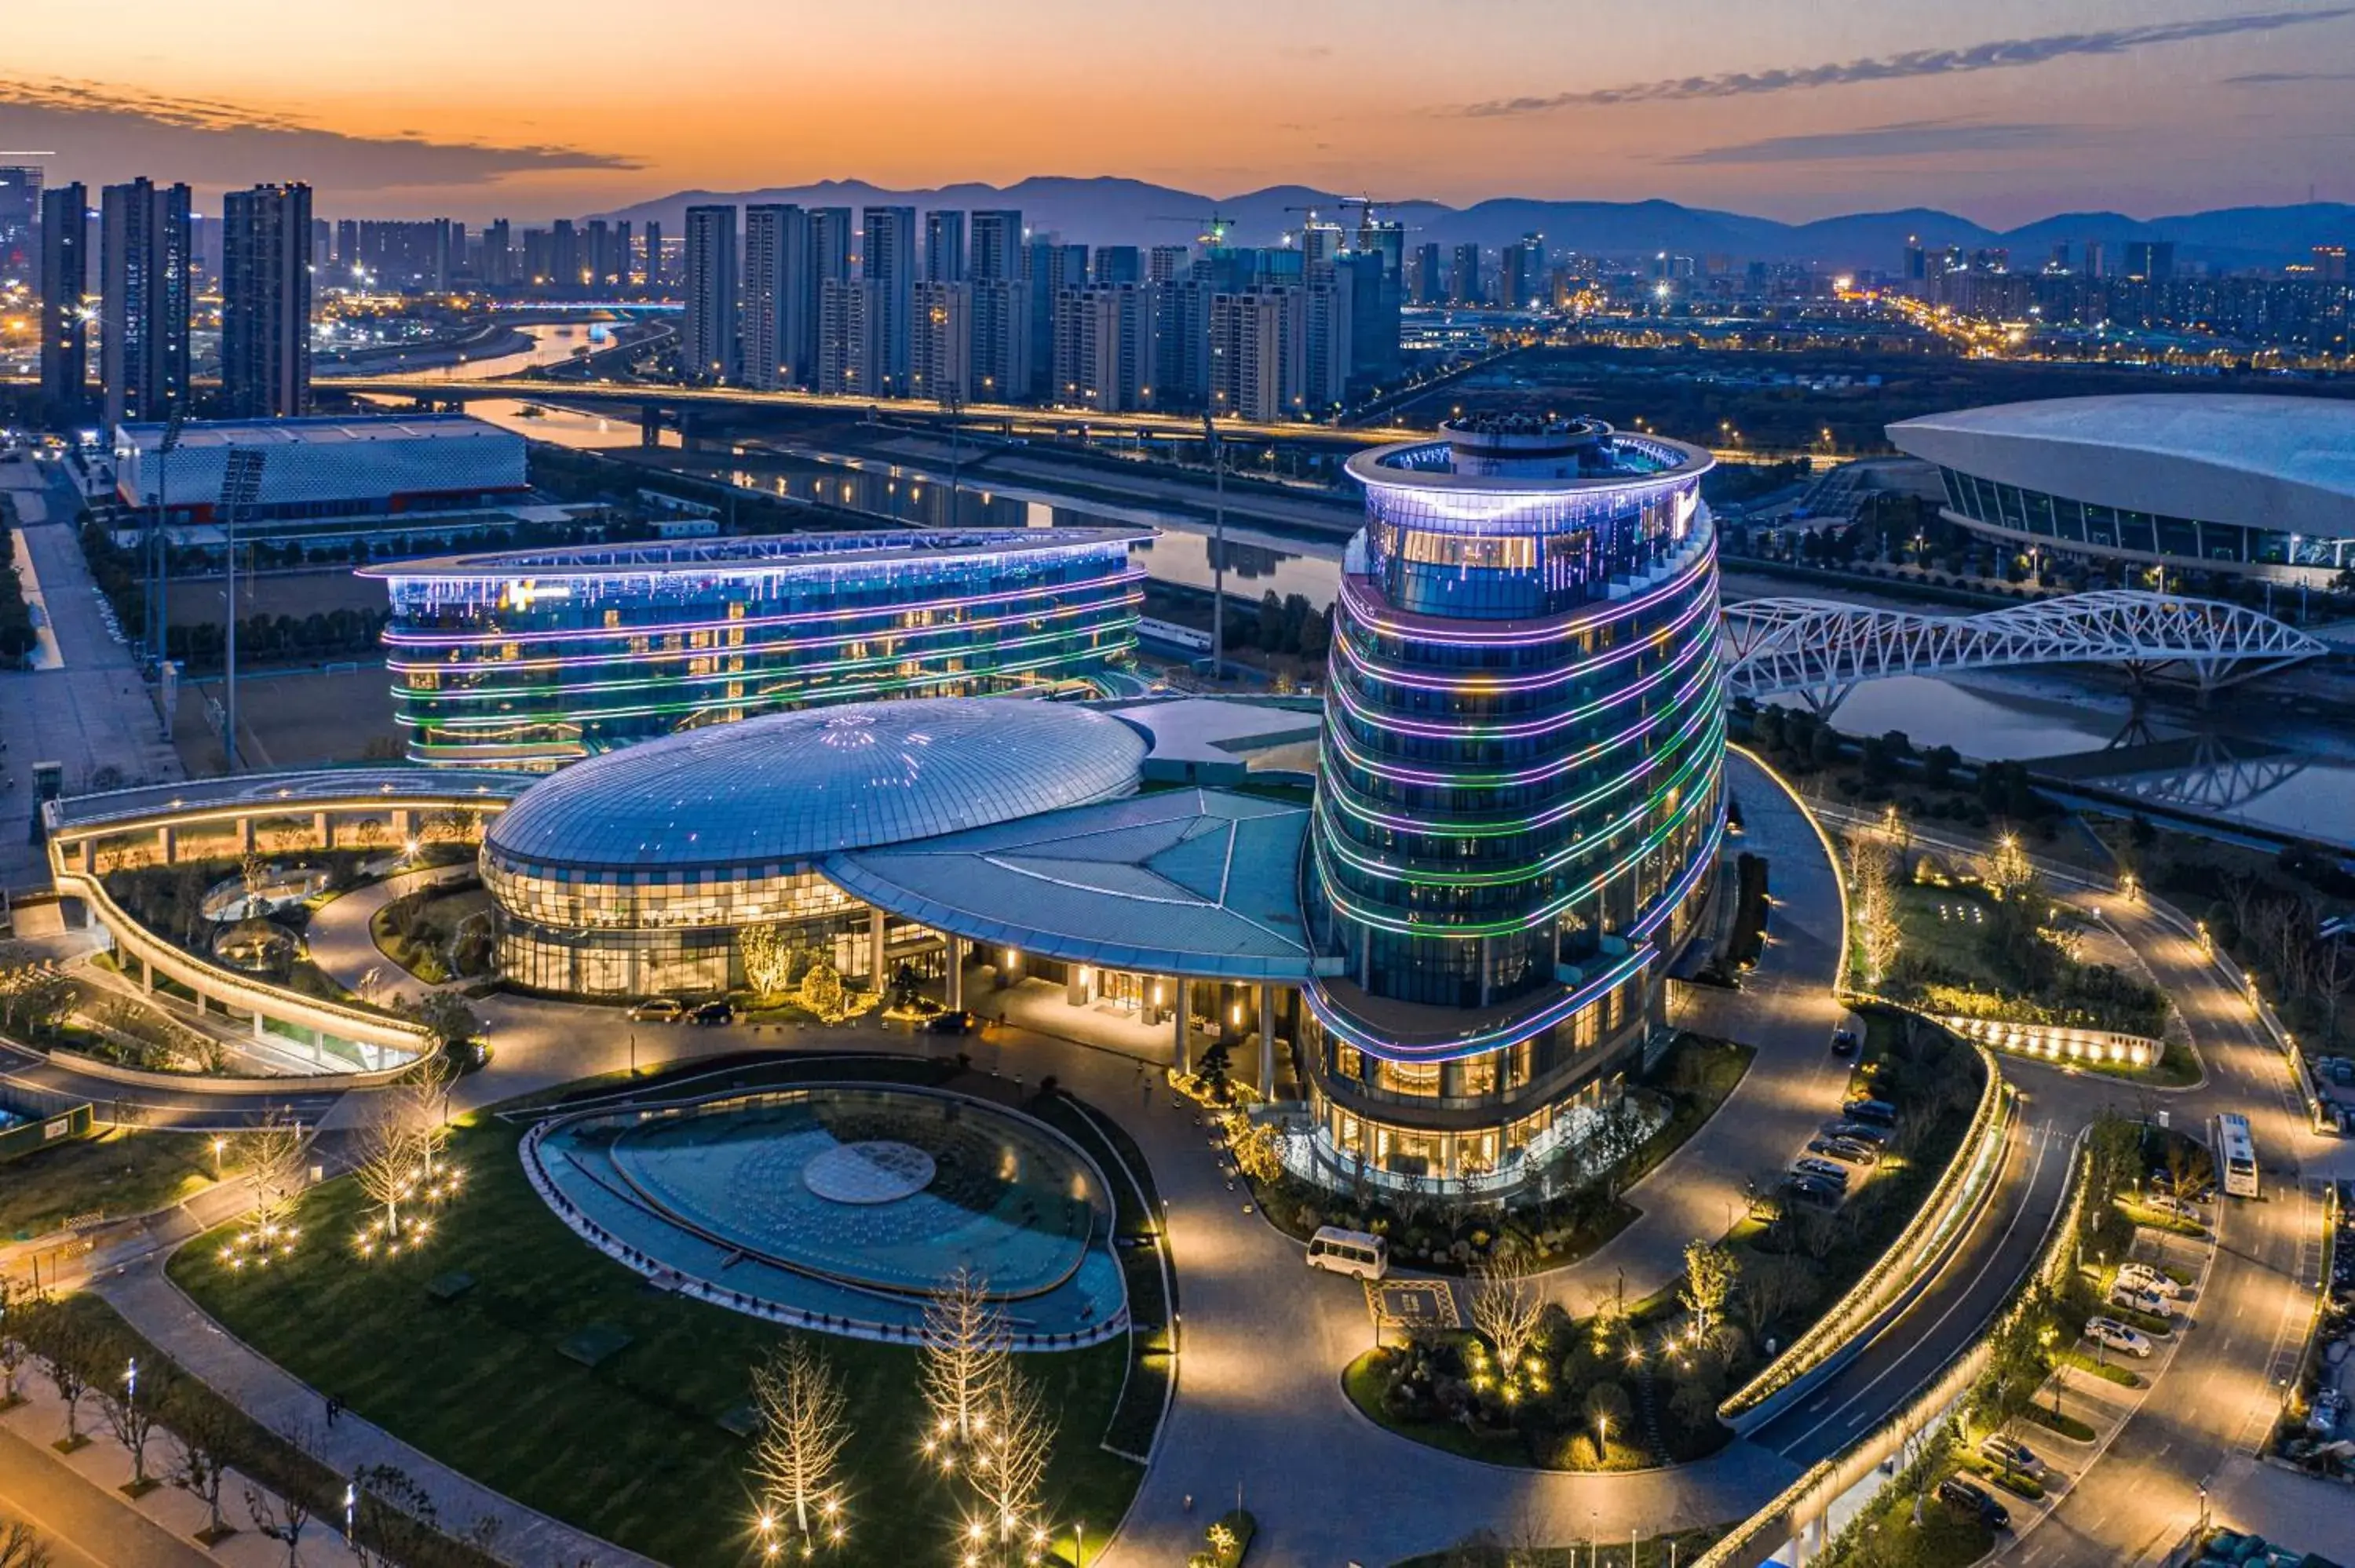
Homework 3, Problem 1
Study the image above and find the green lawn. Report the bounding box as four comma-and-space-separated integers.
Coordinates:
169, 1100, 1141, 1568
1, 1129, 236, 1239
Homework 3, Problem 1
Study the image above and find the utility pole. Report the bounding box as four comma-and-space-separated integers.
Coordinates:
217, 448, 267, 773
1201, 411, 1225, 684
148, 414, 183, 676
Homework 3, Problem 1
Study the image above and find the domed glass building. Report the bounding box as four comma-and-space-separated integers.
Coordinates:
484, 699, 1147, 995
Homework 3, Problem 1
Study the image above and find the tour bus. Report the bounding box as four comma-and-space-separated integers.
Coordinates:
1305, 1226, 1389, 1280
2212, 1112, 2259, 1198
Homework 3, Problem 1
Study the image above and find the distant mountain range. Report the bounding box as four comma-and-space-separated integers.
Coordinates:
593, 179, 2355, 272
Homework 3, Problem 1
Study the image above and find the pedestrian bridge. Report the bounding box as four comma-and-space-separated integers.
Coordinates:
1722, 589, 2330, 713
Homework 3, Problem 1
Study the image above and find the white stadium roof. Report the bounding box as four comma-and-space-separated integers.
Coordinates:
1887, 395, 2355, 539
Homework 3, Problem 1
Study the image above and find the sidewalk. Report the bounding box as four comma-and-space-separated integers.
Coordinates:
89, 1256, 658, 1568
1, 1366, 364, 1568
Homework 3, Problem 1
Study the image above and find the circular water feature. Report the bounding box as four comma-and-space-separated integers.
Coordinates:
528, 1082, 1129, 1345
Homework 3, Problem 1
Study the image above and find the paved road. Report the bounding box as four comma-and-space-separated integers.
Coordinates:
0, 1037, 347, 1131
10, 749, 2054, 1568
1989, 892, 2348, 1567
1752, 1110, 2076, 1468
0, 1424, 213, 1568
1, 454, 184, 895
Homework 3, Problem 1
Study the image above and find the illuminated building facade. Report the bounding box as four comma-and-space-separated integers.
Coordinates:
1297, 414, 1727, 1192
1889, 395, 2355, 587
366, 527, 1148, 768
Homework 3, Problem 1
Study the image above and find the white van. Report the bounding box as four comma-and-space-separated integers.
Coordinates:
1305, 1226, 1388, 1280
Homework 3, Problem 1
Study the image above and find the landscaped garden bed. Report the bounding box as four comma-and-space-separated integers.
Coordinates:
167, 1056, 1152, 1568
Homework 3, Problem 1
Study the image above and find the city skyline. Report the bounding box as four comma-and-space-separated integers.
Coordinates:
5, 0, 2354, 223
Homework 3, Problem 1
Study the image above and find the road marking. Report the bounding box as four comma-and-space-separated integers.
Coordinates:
1776, 1118, 2051, 1456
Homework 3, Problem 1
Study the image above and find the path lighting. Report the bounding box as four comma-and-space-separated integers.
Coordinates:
212, 1136, 225, 1180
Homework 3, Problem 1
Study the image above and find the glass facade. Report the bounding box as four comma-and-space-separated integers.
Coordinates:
1296, 417, 1728, 1192
1936, 465, 2355, 574
366, 528, 1147, 767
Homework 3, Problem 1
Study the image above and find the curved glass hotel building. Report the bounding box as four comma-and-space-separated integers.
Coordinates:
365, 527, 1148, 767
1298, 415, 1727, 1190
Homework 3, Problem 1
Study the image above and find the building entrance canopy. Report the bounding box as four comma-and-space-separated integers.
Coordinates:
826, 786, 1314, 982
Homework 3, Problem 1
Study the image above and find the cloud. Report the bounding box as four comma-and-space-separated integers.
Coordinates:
2221, 68, 2355, 82
1453, 7, 2355, 116
0, 75, 640, 192
1663, 119, 2075, 166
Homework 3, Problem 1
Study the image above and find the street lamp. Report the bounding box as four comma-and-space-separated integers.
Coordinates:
212, 1136, 225, 1180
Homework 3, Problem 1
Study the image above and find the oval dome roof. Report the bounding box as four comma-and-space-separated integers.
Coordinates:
484, 698, 1145, 876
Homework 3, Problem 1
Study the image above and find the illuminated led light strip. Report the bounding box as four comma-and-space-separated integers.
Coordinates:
1314, 714, 1722, 895
1326, 620, 1716, 746
1630, 800, 1728, 943
1313, 746, 1722, 935
1305, 943, 1651, 1063
1332, 584, 1718, 698
387, 589, 1141, 684
395, 637, 1135, 735
1303, 797, 1728, 1065
382, 563, 1147, 649
394, 625, 1136, 715
373, 532, 1138, 591
1320, 656, 1722, 790
1324, 689, 1722, 842
1335, 531, 1714, 646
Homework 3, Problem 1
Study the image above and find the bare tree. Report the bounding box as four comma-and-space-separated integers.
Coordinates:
98, 1356, 171, 1489
920, 1268, 1010, 1459
27, 1301, 94, 1447
2315, 937, 2354, 1049
965, 1369, 1056, 1560
739, 923, 794, 1001
1849, 832, 1902, 987
241, 1111, 311, 1236
351, 1078, 443, 1248
167, 1390, 243, 1541
1981, 833, 2034, 902
0, 1278, 31, 1405
245, 1482, 313, 1568
0, 1518, 52, 1568
349, 1464, 441, 1568
750, 1336, 851, 1548
1468, 1250, 1544, 1374
1678, 1239, 1740, 1340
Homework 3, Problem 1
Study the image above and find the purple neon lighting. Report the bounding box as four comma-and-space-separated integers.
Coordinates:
1305, 798, 1726, 1063
388, 588, 1141, 683
1331, 583, 1718, 697
1322, 656, 1722, 791
382, 565, 1146, 650
1335, 533, 1716, 645
1313, 717, 1722, 904
1327, 622, 1718, 746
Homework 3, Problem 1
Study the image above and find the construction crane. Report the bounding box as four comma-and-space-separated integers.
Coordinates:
1149, 212, 1240, 249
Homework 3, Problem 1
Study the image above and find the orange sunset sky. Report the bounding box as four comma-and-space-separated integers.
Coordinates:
5, 0, 2353, 221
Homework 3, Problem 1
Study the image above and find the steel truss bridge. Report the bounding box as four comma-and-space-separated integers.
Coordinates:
1721, 589, 2331, 714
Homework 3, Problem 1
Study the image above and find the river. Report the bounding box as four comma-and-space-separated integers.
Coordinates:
438, 326, 2355, 848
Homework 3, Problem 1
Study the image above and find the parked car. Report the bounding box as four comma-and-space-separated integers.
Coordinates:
2145, 1192, 2202, 1223
1831, 1028, 1859, 1057
2109, 1281, 2174, 1318
1977, 1435, 2044, 1478
2084, 1317, 2153, 1358
1780, 1173, 1841, 1207
690, 999, 736, 1026
1938, 1476, 2012, 1529
1824, 1137, 1879, 1165
2116, 1262, 2184, 1299
926, 1008, 979, 1036
1842, 1098, 1900, 1127
2307, 1387, 2346, 1437
1808, 1138, 1875, 1166
627, 997, 685, 1023
1823, 1120, 1890, 1147
1793, 1157, 1851, 1187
